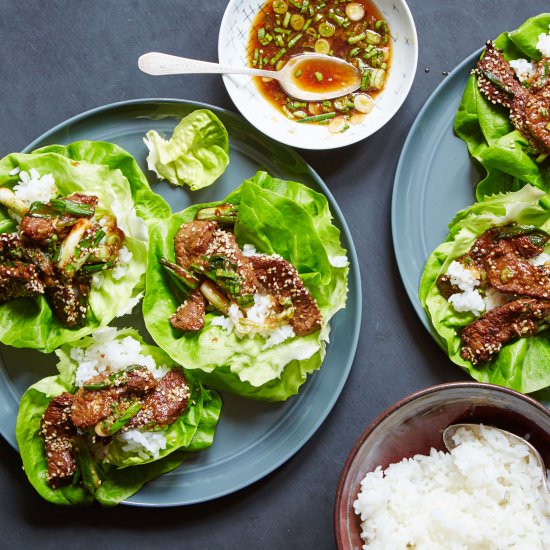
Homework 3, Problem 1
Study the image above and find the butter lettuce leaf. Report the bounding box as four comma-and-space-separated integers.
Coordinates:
144, 109, 229, 190
453, 13, 550, 200
15, 328, 221, 506
143, 171, 349, 401
0, 141, 170, 353
419, 185, 550, 394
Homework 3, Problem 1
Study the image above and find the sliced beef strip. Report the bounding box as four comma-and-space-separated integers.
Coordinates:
476, 42, 550, 154
40, 392, 77, 489
46, 276, 91, 328
71, 367, 157, 430
249, 255, 322, 336
0, 261, 44, 301
169, 288, 206, 332
66, 193, 98, 209
126, 369, 189, 430
174, 220, 259, 296
174, 220, 218, 271
460, 297, 550, 365
484, 238, 550, 298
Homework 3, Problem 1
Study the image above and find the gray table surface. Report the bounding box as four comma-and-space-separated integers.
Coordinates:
0, 1, 548, 548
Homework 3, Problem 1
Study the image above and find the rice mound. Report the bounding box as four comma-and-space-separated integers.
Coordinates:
353, 425, 550, 549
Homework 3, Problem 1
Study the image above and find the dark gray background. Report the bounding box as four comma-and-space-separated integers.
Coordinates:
0, 1, 547, 548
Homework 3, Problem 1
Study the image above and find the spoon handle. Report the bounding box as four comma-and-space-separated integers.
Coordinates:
138, 52, 276, 79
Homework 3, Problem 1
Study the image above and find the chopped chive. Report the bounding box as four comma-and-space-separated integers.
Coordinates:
296, 112, 336, 123
348, 31, 366, 44
314, 71, 323, 81
349, 46, 360, 57
270, 47, 287, 65
252, 48, 259, 66
294, 69, 302, 78
287, 33, 303, 48
283, 11, 291, 27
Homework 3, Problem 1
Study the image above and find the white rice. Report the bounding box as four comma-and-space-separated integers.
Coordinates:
530, 251, 550, 267
445, 261, 485, 316
13, 168, 56, 204
111, 245, 133, 280
536, 26, 550, 57
509, 58, 536, 80
210, 293, 296, 349
353, 425, 550, 549
116, 429, 167, 459
72, 326, 168, 386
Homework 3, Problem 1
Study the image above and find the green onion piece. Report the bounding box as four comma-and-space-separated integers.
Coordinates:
327, 10, 348, 27
200, 280, 229, 314
297, 112, 336, 123
348, 31, 366, 45
253, 48, 259, 66
303, 17, 312, 31
160, 257, 200, 294
349, 46, 360, 57
294, 69, 302, 78
283, 11, 291, 27
290, 14, 305, 30
360, 70, 371, 90
288, 33, 303, 48
49, 198, 94, 217
314, 71, 323, 81
365, 30, 382, 45
287, 0, 302, 8
272, 0, 288, 14
318, 22, 335, 37
95, 401, 143, 437
270, 48, 287, 65
236, 294, 255, 308
195, 203, 238, 223
73, 437, 102, 494
257, 28, 265, 40
314, 38, 330, 54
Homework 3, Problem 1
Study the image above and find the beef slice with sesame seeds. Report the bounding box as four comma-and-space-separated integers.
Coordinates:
460, 297, 550, 365
71, 367, 157, 430
249, 255, 322, 336
0, 261, 44, 301
174, 220, 219, 271
170, 288, 206, 332
46, 276, 91, 328
126, 369, 189, 430
40, 392, 77, 489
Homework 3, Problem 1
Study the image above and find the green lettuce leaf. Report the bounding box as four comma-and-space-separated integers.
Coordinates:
419, 185, 550, 394
144, 109, 229, 190
453, 13, 550, 200
143, 171, 349, 401
0, 142, 170, 353
15, 327, 222, 505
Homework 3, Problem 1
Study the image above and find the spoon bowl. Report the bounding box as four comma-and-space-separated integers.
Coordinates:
138, 52, 361, 101
443, 423, 550, 495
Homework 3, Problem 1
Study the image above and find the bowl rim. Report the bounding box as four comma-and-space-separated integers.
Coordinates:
218, 0, 419, 150
333, 381, 550, 548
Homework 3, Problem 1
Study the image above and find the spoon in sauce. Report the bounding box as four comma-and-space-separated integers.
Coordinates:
138, 52, 362, 102
443, 423, 550, 497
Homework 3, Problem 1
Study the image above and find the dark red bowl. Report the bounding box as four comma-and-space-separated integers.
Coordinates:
333, 382, 550, 550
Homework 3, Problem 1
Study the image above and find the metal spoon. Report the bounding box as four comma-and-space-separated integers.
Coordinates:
443, 423, 550, 495
138, 51, 362, 101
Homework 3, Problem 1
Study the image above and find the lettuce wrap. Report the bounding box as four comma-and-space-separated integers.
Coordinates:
16, 327, 222, 506
144, 109, 230, 190
0, 140, 171, 352
420, 185, 550, 394
454, 13, 550, 200
143, 171, 349, 401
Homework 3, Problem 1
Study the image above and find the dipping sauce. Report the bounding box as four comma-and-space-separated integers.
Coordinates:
289, 56, 360, 95
248, 0, 392, 131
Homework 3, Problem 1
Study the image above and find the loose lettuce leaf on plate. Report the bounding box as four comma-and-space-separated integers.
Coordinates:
15, 327, 222, 506
144, 109, 229, 191
419, 185, 550, 394
454, 13, 550, 200
0, 141, 171, 353
143, 171, 349, 401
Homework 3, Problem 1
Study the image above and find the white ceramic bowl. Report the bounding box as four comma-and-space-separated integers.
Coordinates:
218, 0, 418, 150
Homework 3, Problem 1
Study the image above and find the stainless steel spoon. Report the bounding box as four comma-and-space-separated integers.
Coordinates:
443, 423, 550, 496
138, 51, 362, 101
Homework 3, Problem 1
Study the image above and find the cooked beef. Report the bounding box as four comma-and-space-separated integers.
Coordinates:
174, 220, 218, 271
169, 288, 206, 331
126, 369, 189, 430
249, 255, 322, 336
0, 261, 44, 301
45, 276, 91, 328
66, 193, 98, 209
0, 233, 23, 258
461, 297, 550, 365
71, 367, 157, 430
19, 215, 59, 243
484, 238, 550, 298
476, 42, 550, 154
40, 393, 77, 489
174, 220, 259, 296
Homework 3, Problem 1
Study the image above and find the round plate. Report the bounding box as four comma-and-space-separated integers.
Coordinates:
0, 99, 361, 506
391, 50, 481, 331
218, 0, 418, 150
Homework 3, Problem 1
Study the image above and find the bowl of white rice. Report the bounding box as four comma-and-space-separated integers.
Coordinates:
334, 382, 550, 549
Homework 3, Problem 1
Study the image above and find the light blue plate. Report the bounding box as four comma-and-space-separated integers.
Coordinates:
391, 51, 480, 331
0, 99, 361, 506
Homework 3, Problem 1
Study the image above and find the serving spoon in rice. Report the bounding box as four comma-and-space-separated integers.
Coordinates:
443, 423, 550, 497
